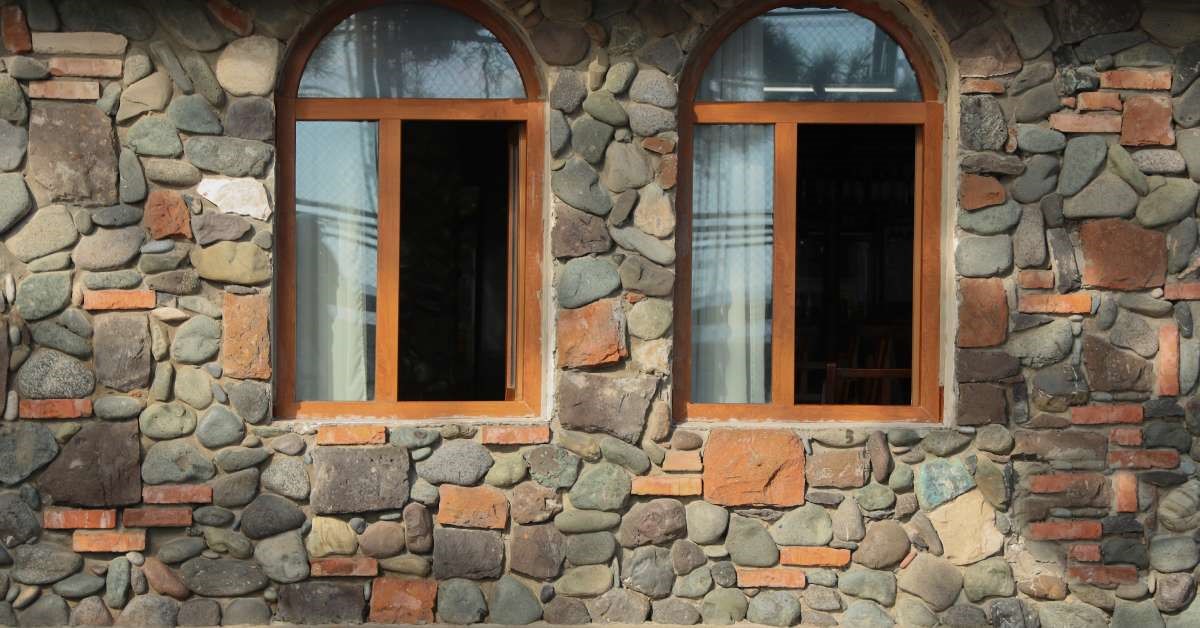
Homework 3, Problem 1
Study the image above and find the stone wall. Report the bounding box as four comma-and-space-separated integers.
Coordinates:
0, 0, 1197, 626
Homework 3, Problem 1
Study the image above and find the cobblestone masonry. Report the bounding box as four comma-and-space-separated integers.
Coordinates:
0, 0, 1198, 625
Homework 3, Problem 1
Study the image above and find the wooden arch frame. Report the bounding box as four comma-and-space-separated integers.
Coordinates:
275, 0, 546, 421
673, 0, 945, 423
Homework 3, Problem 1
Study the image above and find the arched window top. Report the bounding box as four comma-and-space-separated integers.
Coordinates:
298, 1, 526, 99
698, 6, 921, 103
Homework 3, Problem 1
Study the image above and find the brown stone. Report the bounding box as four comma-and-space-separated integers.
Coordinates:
145, 189, 192, 239
1082, 334, 1152, 392
369, 577, 436, 624
960, 174, 1006, 210
951, 21, 1022, 78
206, 0, 253, 36
222, 292, 271, 379
1, 5, 31, 54
358, 522, 406, 558
853, 520, 910, 569
866, 431, 891, 484
436, 485, 508, 529
510, 481, 562, 524
957, 278, 1008, 348
557, 298, 627, 368
703, 429, 806, 506
957, 383, 1008, 426
552, 203, 611, 258
1012, 429, 1107, 462
805, 448, 870, 489
617, 498, 686, 547
38, 421, 141, 507
142, 557, 189, 600
509, 524, 566, 580
27, 102, 118, 206
403, 502, 433, 553
557, 371, 658, 444
1121, 95, 1175, 147
1080, 219, 1165, 290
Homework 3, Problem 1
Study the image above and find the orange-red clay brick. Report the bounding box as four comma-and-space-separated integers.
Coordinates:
1100, 68, 1172, 90
1029, 473, 1106, 494
1018, 270, 1055, 290
1158, 324, 1180, 396
1109, 449, 1180, 469
479, 424, 550, 445
1069, 564, 1139, 587
436, 485, 508, 529
73, 530, 146, 552
959, 174, 1006, 210
122, 508, 193, 527
48, 57, 123, 78
1109, 427, 1142, 447
632, 476, 703, 496
961, 78, 1004, 94
1115, 472, 1138, 513
143, 485, 213, 504
1077, 91, 1123, 112
42, 508, 116, 530
310, 557, 379, 577
1, 5, 32, 54
83, 289, 156, 311
316, 424, 386, 446
1050, 112, 1122, 133
1068, 544, 1101, 562
780, 547, 851, 567
1164, 283, 1200, 300
20, 398, 91, 419
1027, 520, 1103, 541
369, 577, 437, 624
662, 450, 703, 472
735, 567, 807, 588
27, 80, 100, 100
1070, 405, 1143, 425
1019, 292, 1093, 315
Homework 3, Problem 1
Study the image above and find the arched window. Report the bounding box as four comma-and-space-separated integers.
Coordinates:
676, 2, 943, 422
276, 0, 544, 420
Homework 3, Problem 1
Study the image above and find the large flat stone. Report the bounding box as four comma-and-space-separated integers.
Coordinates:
557, 371, 658, 444
38, 421, 140, 506
310, 446, 410, 514
704, 429, 806, 506
27, 101, 118, 206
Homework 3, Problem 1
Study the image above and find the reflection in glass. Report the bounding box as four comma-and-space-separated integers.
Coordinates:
298, 1, 525, 99
295, 121, 379, 401
691, 125, 774, 404
698, 7, 920, 102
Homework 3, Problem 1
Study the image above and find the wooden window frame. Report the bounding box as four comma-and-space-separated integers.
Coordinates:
274, 0, 545, 421
673, 0, 944, 423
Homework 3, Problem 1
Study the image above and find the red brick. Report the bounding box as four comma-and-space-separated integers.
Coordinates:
632, 476, 703, 496
26, 80, 100, 100
1109, 428, 1142, 447
959, 174, 1006, 210
1050, 112, 1122, 133
19, 398, 91, 419
480, 424, 550, 445
1121, 95, 1175, 147
145, 189, 192, 240
642, 136, 675, 154
316, 424, 386, 446
1158, 324, 1180, 396
1077, 91, 1123, 112
658, 153, 677, 189
1070, 405, 1143, 425
1068, 544, 1101, 562
1029, 473, 1106, 494
1080, 219, 1166, 291
557, 298, 627, 368
143, 485, 212, 504
957, 278, 1007, 348
1100, 68, 1172, 90
1018, 292, 1093, 314
1115, 472, 1138, 513
1, 5, 31, 54
206, 0, 253, 36
780, 546, 851, 567
369, 577, 437, 624
436, 485, 508, 529
310, 557, 379, 577
222, 292, 271, 379
48, 57, 123, 78
1068, 564, 1138, 587
735, 567, 807, 588
705, 429, 806, 506
1018, 270, 1055, 290
1026, 520, 1103, 541
662, 450, 703, 472
83, 289, 156, 311
122, 508, 192, 527
1109, 449, 1180, 469
73, 529, 147, 552
1165, 283, 1200, 301
961, 78, 1004, 94
42, 509, 116, 530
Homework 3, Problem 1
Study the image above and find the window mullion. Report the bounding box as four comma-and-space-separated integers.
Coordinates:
374, 119, 403, 402
770, 123, 798, 409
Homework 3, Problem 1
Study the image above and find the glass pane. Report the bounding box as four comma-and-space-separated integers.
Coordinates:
698, 7, 921, 102
691, 125, 774, 404
398, 121, 511, 401
795, 125, 914, 405
299, 1, 525, 99
295, 121, 379, 401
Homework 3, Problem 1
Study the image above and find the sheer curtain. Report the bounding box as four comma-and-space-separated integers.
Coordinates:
295, 121, 379, 401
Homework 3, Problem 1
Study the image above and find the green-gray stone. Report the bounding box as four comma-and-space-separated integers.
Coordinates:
174, 366, 213, 409
856, 483, 897, 511
489, 575, 542, 624
437, 578, 487, 624
599, 436, 650, 474
557, 256, 619, 308
30, 320, 89, 358
1137, 178, 1200, 227
1109, 142, 1150, 195
184, 136, 273, 177
190, 241, 271, 284
0, 173, 32, 234
167, 94, 222, 134
700, 588, 748, 625
768, 503, 832, 546
1064, 172, 1138, 218
673, 565, 713, 598
564, 531, 616, 565
958, 199, 1021, 235
554, 509, 621, 533
555, 565, 612, 597
568, 462, 630, 512
142, 439, 215, 484
127, 115, 182, 156
139, 402, 196, 439
915, 457, 976, 511
484, 452, 527, 487
725, 514, 778, 567
839, 569, 897, 606
7, 205, 78, 262
170, 315, 221, 363
85, 269, 142, 289
94, 395, 144, 420
963, 556, 1015, 601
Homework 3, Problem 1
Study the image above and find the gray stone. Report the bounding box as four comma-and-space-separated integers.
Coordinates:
610, 224, 674, 265
1133, 149, 1187, 175
1016, 125, 1065, 153
1111, 142, 1152, 195
242, 493, 304, 540
4, 56, 48, 80
415, 439, 491, 486
839, 569, 896, 606
92, 203, 143, 227
1112, 312, 1159, 358
586, 588, 650, 622
628, 103, 676, 137
184, 137, 273, 177
570, 116, 613, 164
1078, 31, 1148, 63
530, 21, 589, 66
227, 380, 270, 424
1009, 319, 1074, 367
686, 500, 728, 545
601, 436, 651, 474
564, 532, 616, 566
432, 528, 504, 580
174, 366, 213, 409
94, 313, 151, 391
311, 446, 408, 513
214, 447, 269, 472
769, 503, 833, 546
726, 514, 779, 567
144, 159, 202, 186
1150, 535, 1200, 573
11, 544, 82, 584
557, 371, 657, 443
553, 158, 612, 215
221, 598, 269, 626
8, 205, 78, 262
601, 142, 653, 193
629, 69, 676, 108
1015, 83, 1062, 123
652, 598, 700, 625
747, 590, 802, 627
195, 406, 243, 449
18, 594, 71, 626
1003, 7, 1052, 59
624, 546, 675, 599
963, 556, 1014, 601
95, 395, 145, 420
52, 572, 105, 599
0, 121, 27, 172
833, 497, 866, 542
673, 565, 714, 598
70, 596, 113, 626
619, 255, 673, 296
959, 199, 1021, 235
670, 539, 706, 576
550, 71, 587, 113
277, 582, 364, 625
619, 499, 686, 547
0, 74, 25, 125
73, 226, 144, 271
637, 37, 683, 74
261, 456, 310, 500
700, 588, 748, 625
158, 538, 207, 565
167, 95, 221, 135
1013, 206, 1047, 268
142, 439, 214, 484
1058, 135, 1107, 196
438, 578, 487, 624
0, 492, 38, 547
955, 234, 1012, 277
550, 110, 570, 155
1138, 178, 1200, 228
582, 91, 627, 127
14, 271, 71, 320
568, 462, 630, 511
17, 349, 94, 399
0, 174, 30, 234
126, 116, 181, 157
1039, 602, 1112, 628
139, 403, 196, 440
222, 97, 274, 141
1011, 154, 1059, 203
961, 96, 1006, 151
179, 558, 267, 596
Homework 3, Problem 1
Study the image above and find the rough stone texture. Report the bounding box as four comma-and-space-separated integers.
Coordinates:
38, 420, 139, 506
27, 102, 117, 206
704, 430, 806, 506
311, 446, 409, 514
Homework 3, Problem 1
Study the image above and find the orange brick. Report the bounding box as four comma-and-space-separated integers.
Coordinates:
959, 174, 1006, 211
1027, 520, 1103, 541
659, 153, 677, 189
310, 557, 378, 577
1, 5, 31, 54
1068, 544, 1101, 562
557, 298, 627, 368
736, 567, 807, 588
316, 424, 386, 446
1070, 405, 1143, 425
369, 577, 437, 624
1115, 472, 1138, 513
1109, 449, 1179, 469
27, 80, 100, 100
900, 548, 917, 569
958, 277, 1008, 348
1164, 283, 1200, 300
632, 476, 703, 496
206, 0, 253, 36
662, 450, 703, 473
142, 485, 212, 504
1109, 427, 1142, 447
642, 136, 675, 154
1077, 91, 1123, 112
1029, 473, 1106, 494
780, 546, 851, 567
1158, 324, 1180, 396
73, 529, 146, 552
221, 292, 271, 380
1061, 96, 1077, 109
436, 485, 508, 529
144, 189, 192, 240
480, 424, 550, 445
961, 78, 1004, 94
1018, 270, 1055, 290
48, 57, 123, 78
1068, 564, 1138, 587
42, 508, 116, 530
20, 398, 91, 419
83, 289, 156, 311
1100, 68, 1172, 90
1122, 94, 1175, 147
1050, 112, 1123, 133
122, 508, 192, 527
1019, 292, 1093, 314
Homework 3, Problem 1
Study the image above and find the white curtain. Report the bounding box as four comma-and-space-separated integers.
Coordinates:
295, 121, 379, 401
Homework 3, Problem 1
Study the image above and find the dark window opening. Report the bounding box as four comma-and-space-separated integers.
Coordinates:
794, 124, 915, 404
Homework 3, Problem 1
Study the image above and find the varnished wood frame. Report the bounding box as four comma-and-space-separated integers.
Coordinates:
275, 0, 545, 421
674, 1, 944, 423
